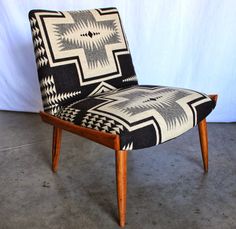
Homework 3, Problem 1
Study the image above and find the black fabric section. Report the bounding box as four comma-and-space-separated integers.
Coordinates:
104, 54, 138, 89
39, 64, 83, 107
29, 10, 57, 18
195, 100, 216, 124
118, 54, 136, 78
50, 64, 80, 94
71, 97, 106, 110
120, 125, 157, 150
99, 7, 117, 11
210, 99, 216, 110
73, 110, 89, 125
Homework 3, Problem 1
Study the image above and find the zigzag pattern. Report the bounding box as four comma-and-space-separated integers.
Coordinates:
44, 104, 61, 115
37, 57, 48, 68
35, 46, 45, 57
40, 75, 56, 101
33, 37, 42, 47
122, 142, 133, 150
122, 76, 138, 83
56, 107, 80, 122
89, 82, 116, 96
40, 75, 81, 115
29, 16, 49, 68
81, 112, 124, 134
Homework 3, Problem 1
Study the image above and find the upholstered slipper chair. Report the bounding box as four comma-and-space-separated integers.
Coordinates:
29, 8, 217, 227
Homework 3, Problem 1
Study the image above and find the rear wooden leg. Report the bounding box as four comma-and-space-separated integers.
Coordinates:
116, 150, 127, 227
52, 126, 62, 173
198, 118, 208, 172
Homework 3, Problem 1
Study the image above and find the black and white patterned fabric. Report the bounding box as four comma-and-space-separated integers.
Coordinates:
55, 85, 215, 150
29, 8, 137, 115
29, 8, 216, 150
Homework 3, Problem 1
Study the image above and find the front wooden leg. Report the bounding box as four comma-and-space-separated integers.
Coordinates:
52, 126, 62, 173
198, 119, 208, 172
116, 150, 128, 227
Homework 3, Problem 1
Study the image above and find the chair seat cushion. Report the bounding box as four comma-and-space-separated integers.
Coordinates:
55, 85, 215, 150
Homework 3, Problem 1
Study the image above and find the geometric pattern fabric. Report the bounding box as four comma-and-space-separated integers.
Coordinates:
55, 85, 216, 150
29, 8, 137, 114
29, 8, 216, 150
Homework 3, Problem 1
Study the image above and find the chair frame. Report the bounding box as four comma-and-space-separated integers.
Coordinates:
40, 94, 217, 227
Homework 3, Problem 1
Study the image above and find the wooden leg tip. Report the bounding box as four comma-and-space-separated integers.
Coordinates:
52, 127, 62, 173
203, 163, 208, 173
52, 166, 58, 173
120, 221, 125, 228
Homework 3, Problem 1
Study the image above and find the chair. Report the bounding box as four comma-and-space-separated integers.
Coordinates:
29, 7, 217, 227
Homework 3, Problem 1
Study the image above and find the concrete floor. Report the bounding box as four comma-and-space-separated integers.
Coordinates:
0, 111, 235, 229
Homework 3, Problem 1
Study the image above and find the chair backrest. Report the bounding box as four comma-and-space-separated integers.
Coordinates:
29, 7, 138, 115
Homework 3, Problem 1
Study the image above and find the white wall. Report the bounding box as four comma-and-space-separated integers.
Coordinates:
1, 0, 236, 122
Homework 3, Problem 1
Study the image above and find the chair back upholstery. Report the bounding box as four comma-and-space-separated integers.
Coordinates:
29, 8, 137, 114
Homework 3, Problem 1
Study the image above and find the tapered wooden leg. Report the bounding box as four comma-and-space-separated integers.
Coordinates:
198, 118, 208, 172
116, 150, 127, 227
52, 126, 62, 173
